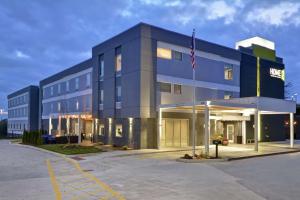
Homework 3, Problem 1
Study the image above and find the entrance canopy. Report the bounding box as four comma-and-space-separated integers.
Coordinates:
158, 97, 296, 155
159, 97, 296, 114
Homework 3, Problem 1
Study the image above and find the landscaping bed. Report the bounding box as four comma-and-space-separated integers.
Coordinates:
37, 144, 103, 155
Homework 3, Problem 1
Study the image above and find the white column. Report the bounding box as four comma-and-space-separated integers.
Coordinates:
242, 120, 246, 145
204, 105, 210, 157
49, 116, 52, 135
290, 113, 294, 148
66, 117, 70, 136
58, 116, 61, 136
78, 115, 81, 144
254, 109, 259, 151
157, 108, 162, 149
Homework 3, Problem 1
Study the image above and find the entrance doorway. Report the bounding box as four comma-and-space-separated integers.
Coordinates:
227, 124, 234, 143
161, 119, 189, 147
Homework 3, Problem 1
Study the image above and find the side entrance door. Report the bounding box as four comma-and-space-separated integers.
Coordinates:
227, 124, 234, 143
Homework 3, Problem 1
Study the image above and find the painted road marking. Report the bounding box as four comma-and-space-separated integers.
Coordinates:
46, 159, 62, 200
46, 156, 126, 200
66, 158, 126, 200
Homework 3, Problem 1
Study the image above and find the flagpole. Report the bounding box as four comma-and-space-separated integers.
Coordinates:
192, 29, 196, 158
192, 67, 196, 157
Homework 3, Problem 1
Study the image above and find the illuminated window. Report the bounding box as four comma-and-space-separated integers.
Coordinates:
159, 82, 171, 93
224, 92, 233, 99
157, 48, 172, 59
115, 124, 123, 137
224, 65, 233, 80
115, 47, 122, 74
174, 51, 182, 61
174, 84, 182, 94
99, 125, 104, 136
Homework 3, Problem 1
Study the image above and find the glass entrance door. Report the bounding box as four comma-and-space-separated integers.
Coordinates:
227, 124, 234, 143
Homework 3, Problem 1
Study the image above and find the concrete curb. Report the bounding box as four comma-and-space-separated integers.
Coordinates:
11, 143, 68, 158
176, 158, 228, 163
227, 149, 300, 161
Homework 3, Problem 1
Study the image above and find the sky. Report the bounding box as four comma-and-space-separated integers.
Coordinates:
1, 0, 300, 111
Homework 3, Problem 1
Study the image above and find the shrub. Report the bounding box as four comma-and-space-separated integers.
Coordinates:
22, 130, 43, 145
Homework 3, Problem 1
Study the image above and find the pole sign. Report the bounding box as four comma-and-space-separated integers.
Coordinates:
270, 68, 285, 81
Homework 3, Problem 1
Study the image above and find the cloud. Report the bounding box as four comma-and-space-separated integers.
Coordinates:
205, 1, 237, 24
15, 50, 30, 59
246, 2, 300, 26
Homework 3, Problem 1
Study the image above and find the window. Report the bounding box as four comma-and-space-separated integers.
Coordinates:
115, 124, 122, 137
50, 86, 54, 96
159, 82, 171, 93
174, 51, 182, 61
76, 101, 79, 111
50, 103, 54, 112
75, 78, 79, 90
100, 90, 104, 104
224, 92, 233, 99
58, 102, 61, 112
224, 65, 233, 80
58, 84, 61, 94
66, 81, 69, 92
99, 125, 104, 136
99, 55, 104, 80
86, 73, 91, 88
115, 47, 122, 74
157, 48, 172, 59
116, 86, 121, 102
174, 84, 182, 94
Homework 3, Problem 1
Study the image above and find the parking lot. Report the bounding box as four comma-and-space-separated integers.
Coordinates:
1, 140, 300, 200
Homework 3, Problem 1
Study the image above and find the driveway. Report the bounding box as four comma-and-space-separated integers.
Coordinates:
1, 140, 300, 200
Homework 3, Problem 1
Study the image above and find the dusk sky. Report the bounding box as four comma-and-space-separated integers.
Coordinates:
1, 0, 300, 110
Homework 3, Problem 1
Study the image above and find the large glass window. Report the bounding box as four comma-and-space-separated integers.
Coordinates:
99, 55, 104, 80
115, 47, 122, 74
50, 86, 54, 96
159, 82, 171, 93
174, 84, 182, 94
157, 48, 172, 59
224, 65, 233, 80
115, 124, 123, 137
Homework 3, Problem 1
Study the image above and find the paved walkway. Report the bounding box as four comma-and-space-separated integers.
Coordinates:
92, 141, 300, 161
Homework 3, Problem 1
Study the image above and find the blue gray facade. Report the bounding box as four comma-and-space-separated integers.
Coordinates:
7, 23, 287, 148
7, 86, 39, 135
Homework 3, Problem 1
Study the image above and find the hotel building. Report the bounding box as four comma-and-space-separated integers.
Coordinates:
8, 23, 296, 152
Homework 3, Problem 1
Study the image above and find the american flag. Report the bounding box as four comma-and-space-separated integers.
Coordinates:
190, 29, 196, 69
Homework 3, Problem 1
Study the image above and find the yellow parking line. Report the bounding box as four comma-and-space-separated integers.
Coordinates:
46, 159, 62, 200
66, 158, 126, 200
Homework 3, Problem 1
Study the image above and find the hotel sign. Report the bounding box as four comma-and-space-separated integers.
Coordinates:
270, 68, 285, 81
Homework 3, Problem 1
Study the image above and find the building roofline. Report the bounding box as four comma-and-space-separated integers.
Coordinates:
7, 85, 39, 99
39, 58, 92, 86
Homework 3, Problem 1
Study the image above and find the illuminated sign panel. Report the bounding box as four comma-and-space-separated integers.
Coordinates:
270, 68, 285, 81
